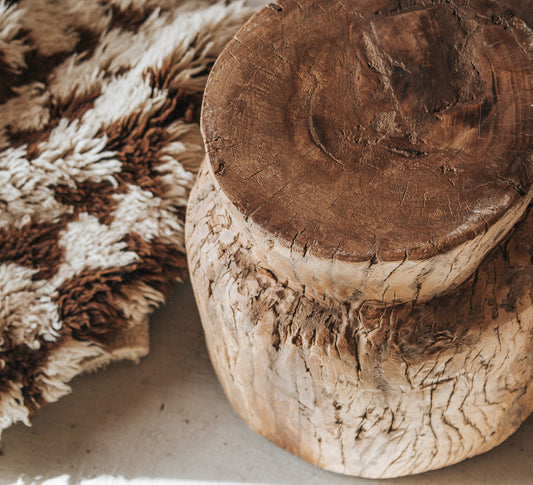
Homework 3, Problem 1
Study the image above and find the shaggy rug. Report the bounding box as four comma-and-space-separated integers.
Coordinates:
0, 0, 262, 435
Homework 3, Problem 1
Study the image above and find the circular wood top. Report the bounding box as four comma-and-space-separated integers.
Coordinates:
202, 0, 533, 262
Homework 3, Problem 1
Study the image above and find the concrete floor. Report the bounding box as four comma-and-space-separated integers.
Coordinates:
1, 281, 532, 485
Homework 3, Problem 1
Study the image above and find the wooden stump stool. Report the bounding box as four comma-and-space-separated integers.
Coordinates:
186, 0, 533, 478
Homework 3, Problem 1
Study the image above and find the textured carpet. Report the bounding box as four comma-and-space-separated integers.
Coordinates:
0, 0, 258, 434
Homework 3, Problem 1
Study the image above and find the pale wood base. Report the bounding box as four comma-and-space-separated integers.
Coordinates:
186, 161, 533, 478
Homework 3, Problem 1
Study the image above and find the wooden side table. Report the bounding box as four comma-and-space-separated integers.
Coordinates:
186, 0, 533, 477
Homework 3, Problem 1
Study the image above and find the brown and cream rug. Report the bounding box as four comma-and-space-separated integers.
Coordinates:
0, 0, 261, 435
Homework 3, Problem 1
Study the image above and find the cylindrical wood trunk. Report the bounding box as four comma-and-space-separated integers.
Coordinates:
186, 0, 533, 478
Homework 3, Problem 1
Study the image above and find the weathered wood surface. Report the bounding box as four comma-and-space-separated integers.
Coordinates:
501, 0, 533, 26
201, 0, 533, 304
187, 162, 533, 478
187, 0, 533, 478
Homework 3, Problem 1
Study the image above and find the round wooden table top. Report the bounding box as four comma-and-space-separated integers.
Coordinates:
201, 0, 533, 263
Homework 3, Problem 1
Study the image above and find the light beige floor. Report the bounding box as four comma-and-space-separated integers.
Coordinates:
1, 281, 532, 485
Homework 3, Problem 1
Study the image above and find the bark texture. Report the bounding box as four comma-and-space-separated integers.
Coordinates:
186, 162, 533, 478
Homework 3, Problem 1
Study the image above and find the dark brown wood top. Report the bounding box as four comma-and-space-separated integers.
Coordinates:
501, 0, 533, 27
202, 0, 533, 262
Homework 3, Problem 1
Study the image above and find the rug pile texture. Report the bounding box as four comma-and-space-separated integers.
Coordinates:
0, 0, 259, 435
